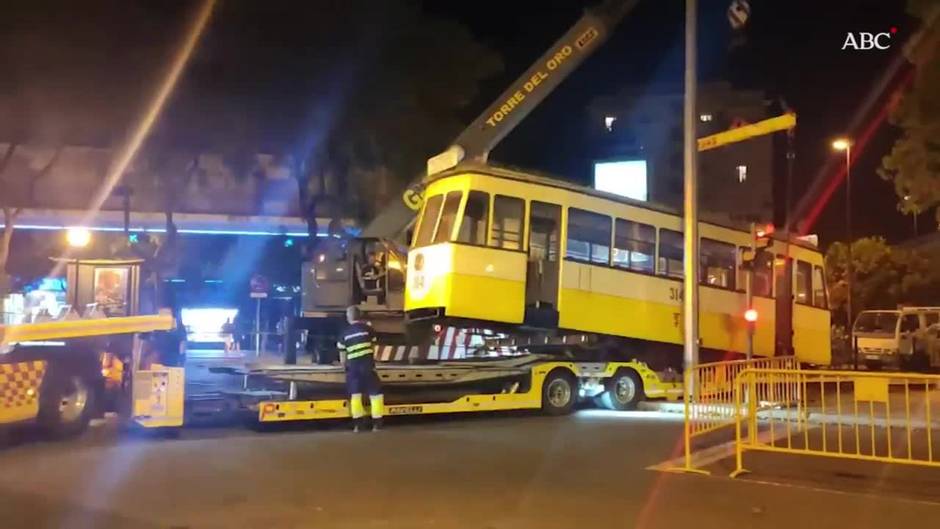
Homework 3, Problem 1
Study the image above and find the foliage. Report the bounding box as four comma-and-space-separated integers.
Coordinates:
878, 0, 940, 226
214, 1, 505, 227
825, 236, 940, 324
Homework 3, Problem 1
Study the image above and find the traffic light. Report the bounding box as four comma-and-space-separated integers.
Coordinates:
754, 223, 774, 250
128, 233, 139, 244
742, 223, 774, 270
744, 308, 758, 323
284, 237, 295, 248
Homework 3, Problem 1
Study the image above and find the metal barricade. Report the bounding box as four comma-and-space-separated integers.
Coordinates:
732, 368, 940, 477
676, 356, 800, 473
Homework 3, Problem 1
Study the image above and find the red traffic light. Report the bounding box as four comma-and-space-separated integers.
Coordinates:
744, 308, 758, 323
755, 224, 775, 239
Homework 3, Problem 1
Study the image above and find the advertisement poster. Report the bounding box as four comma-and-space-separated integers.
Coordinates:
94, 267, 128, 315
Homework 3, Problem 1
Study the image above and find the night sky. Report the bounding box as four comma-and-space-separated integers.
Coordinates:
3, 0, 926, 248
428, 0, 921, 246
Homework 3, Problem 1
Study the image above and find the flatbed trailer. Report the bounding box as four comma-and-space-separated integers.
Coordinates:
213, 356, 682, 424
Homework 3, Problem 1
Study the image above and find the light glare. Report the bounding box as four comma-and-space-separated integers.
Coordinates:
66, 227, 92, 247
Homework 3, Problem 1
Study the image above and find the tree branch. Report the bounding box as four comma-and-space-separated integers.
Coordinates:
0, 143, 17, 175
28, 146, 64, 203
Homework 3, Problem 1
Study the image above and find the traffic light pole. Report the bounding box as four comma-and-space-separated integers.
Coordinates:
746, 223, 755, 360
845, 144, 855, 370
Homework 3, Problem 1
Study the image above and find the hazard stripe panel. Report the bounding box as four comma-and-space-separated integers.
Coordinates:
374, 327, 519, 363
0, 360, 47, 425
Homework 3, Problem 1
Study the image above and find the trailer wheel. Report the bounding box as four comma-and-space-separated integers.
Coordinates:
38, 366, 97, 438
542, 369, 577, 416
596, 369, 643, 411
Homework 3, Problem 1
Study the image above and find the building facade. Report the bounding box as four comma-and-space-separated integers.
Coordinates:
587, 81, 776, 223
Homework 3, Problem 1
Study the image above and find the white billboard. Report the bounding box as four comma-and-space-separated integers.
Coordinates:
593, 159, 648, 202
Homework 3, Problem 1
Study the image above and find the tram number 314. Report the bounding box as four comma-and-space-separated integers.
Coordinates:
668, 286, 684, 302
669, 286, 683, 329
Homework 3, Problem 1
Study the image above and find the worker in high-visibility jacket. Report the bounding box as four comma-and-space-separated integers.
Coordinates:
337, 306, 384, 432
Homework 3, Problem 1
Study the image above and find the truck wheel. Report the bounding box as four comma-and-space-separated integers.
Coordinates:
38, 366, 97, 438
596, 369, 643, 411
542, 369, 577, 416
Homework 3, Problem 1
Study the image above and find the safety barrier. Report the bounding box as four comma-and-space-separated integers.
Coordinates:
677, 356, 800, 473
732, 369, 940, 477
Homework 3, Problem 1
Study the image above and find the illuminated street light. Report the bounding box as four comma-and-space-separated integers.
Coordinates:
831, 138, 850, 151
66, 227, 92, 248
832, 137, 855, 368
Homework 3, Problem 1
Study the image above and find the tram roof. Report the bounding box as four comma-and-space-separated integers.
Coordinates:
430, 162, 819, 252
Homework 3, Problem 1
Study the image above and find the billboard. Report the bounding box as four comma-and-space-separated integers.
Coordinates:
593, 159, 648, 201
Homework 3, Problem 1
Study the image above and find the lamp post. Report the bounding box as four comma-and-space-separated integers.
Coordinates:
832, 138, 854, 368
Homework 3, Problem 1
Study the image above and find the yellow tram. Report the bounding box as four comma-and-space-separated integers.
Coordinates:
405, 164, 830, 365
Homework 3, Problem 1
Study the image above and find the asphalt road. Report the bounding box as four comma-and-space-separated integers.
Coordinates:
2, 408, 940, 529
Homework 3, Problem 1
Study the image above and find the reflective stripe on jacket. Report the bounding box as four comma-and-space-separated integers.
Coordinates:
338, 321, 376, 360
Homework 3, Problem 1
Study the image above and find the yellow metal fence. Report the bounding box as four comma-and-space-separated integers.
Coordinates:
732, 369, 940, 477
678, 356, 800, 473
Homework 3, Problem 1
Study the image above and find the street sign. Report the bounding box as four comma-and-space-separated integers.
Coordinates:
728, 0, 751, 30
250, 274, 269, 298
697, 113, 796, 152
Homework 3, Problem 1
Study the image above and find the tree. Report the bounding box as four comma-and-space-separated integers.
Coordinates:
0, 143, 62, 296
879, 1, 940, 227
825, 237, 940, 326
197, 1, 502, 238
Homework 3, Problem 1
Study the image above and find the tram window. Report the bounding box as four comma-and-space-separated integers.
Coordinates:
414, 194, 443, 247
457, 191, 489, 245
613, 219, 655, 273
657, 229, 684, 278
491, 195, 525, 250
795, 260, 812, 305
812, 265, 828, 308
433, 191, 463, 244
700, 238, 736, 289
753, 251, 773, 297
566, 208, 611, 265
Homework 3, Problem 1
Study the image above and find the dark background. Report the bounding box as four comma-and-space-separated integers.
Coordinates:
1, 0, 925, 247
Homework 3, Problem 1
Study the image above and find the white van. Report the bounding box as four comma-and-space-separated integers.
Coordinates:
853, 307, 940, 371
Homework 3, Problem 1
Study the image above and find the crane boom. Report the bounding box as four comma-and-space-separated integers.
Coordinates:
361, 0, 638, 238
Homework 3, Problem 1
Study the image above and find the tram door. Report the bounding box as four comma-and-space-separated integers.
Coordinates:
525, 201, 561, 327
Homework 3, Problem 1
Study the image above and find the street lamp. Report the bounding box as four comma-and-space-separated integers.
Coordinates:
66, 227, 92, 248
832, 137, 854, 367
